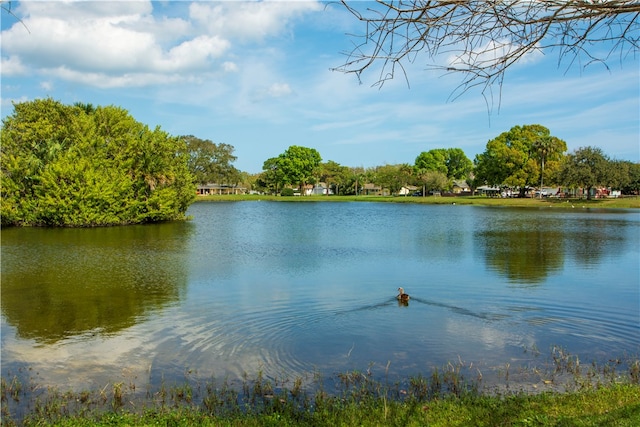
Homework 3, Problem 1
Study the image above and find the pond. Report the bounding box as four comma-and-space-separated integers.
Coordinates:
1, 201, 639, 394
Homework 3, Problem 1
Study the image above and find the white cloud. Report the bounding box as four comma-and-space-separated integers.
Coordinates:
164, 35, 230, 71
266, 82, 292, 97
244, 82, 294, 106
0, 56, 27, 75
189, 1, 322, 41
447, 39, 543, 70
0, 0, 321, 89
311, 116, 382, 132
45, 66, 190, 89
222, 61, 239, 73
17, 0, 153, 21
40, 80, 53, 91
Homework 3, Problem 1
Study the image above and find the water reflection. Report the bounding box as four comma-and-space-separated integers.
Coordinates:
1, 222, 192, 343
474, 209, 634, 284
476, 228, 564, 284
564, 218, 630, 267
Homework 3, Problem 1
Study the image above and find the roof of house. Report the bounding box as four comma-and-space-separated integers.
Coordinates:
363, 183, 381, 190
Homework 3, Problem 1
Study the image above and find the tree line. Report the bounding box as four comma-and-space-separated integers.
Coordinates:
251, 124, 639, 199
2, 100, 638, 227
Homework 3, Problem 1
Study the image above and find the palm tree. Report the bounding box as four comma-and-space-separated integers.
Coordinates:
533, 137, 553, 198
533, 135, 567, 198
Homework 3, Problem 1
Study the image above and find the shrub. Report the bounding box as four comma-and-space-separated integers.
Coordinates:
1, 99, 195, 227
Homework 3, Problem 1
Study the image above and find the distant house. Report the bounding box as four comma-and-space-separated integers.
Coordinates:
452, 180, 470, 194
534, 187, 560, 197
362, 183, 385, 196
476, 185, 501, 197
398, 185, 419, 196
196, 183, 246, 195
306, 182, 333, 195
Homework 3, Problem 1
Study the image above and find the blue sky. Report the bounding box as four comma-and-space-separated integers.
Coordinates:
2, 1, 638, 174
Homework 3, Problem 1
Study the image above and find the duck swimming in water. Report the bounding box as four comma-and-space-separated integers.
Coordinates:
397, 287, 410, 302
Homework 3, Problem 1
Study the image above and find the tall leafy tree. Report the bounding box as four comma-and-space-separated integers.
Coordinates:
620, 162, 640, 195
415, 149, 448, 175
532, 135, 567, 196
445, 148, 474, 180
474, 124, 565, 196
259, 156, 287, 195
415, 148, 473, 180
1, 98, 194, 226
374, 163, 413, 195
182, 135, 240, 185
559, 146, 610, 199
421, 171, 449, 195
341, 166, 366, 195
318, 160, 350, 195
606, 160, 629, 192
276, 146, 322, 194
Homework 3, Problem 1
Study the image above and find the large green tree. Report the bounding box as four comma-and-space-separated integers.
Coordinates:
1, 98, 194, 226
342, 166, 367, 195
415, 149, 448, 175
317, 160, 351, 195
373, 163, 413, 195
420, 171, 449, 195
531, 136, 566, 196
274, 145, 322, 194
558, 146, 610, 200
445, 148, 474, 180
182, 135, 240, 185
604, 159, 634, 194
258, 157, 287, 195
620, 162, 640, 195
474, 124, 566, 196
414, 148, 473, 189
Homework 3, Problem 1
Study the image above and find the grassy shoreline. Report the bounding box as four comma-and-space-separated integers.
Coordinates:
3, 381, 639, 426
6, 384, 639, 426
3, 352, 639, 426
194, 194, 640, 209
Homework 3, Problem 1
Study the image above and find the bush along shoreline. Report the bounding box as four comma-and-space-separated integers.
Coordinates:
1, 99, 195, 227
2, 349, 639, 426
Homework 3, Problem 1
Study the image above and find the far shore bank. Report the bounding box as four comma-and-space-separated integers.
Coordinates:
194, 194, 640, 209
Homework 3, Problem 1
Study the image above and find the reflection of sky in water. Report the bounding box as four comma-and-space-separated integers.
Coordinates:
1, 203, 638, 391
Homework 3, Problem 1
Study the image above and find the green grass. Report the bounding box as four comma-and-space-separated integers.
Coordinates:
195, 194, 640, 209
4, 353, 640, 427
5, 384, 639, 426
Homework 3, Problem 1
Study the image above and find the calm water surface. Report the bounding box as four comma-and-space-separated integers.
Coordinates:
2, 202, 639, 391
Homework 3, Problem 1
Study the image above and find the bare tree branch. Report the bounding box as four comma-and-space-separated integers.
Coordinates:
333, 1, 639, 100
1, 1, 30, 33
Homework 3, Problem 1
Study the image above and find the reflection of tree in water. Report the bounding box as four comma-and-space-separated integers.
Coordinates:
1, 222, 192, 343
564, 219, 628, 268
476, 228, 564, 285
475, 214, 633, 284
